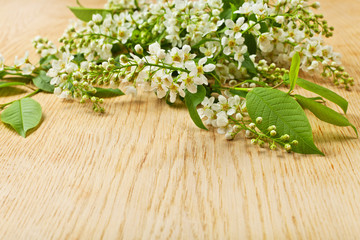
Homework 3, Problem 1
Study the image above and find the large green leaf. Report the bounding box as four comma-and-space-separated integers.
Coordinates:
289, 52, 300, 93
1, 98, 42, 137
295, 95, 357, 137
68, 7, 110, 22
33, 71, 54, 93
296, 77, 348, 113
0, 81, 26, 88
89, 87, 125, 98
246, 88, 323, 155
185, 85, 208, 130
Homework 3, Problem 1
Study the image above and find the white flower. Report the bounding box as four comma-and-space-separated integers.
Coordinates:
14, 51, 29, 67
225, 17, 246, 39
234, 45, 248, 68
117, 26, 132, 44
234, 2, 253, 15
199, 42, 218, 58
221, 36, 245, 55
180, 45, 196, 63
179, 73, 197, 93
92, 14, 103, 23
21, 63, 35, 75
258, 33, 274, 53
148, 42, 166, 60
216, 111, 229, 127
185, 58, 215, 85
54, 87, 62, 96
252, 3, 269, 16
275, 16, 285, 24
124, 85, 137, 97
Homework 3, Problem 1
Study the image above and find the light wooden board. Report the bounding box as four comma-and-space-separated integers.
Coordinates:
0, 0, 360, 239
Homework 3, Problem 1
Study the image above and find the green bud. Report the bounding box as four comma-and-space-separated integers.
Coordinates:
284, 144, 292, 152
270, 130, 277, 137
280, 134, 290, 141
267, 125, 276, 131
256, 117, 263, 124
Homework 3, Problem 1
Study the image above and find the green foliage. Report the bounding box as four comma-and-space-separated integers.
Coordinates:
295, 95, 357, 137
0, 81, 26, 88
296, 77, 348, 113
0, 72, 6, 79
246, 88, 324, 155
288, 52, 300, 93
229, 89, 248, 98
243, 33, 257, 55
220, 0, 244, 19
89, 87, 125, 98
1, 98, 42, 137
68, 7, 110, 22
39, 55, 57, 70
185, 85, 208, 130
33, 71, 54, 93
241, 54, 257, 76
73, 53, 86, 64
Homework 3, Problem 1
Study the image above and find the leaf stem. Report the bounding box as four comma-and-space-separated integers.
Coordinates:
0, 89, 41, 110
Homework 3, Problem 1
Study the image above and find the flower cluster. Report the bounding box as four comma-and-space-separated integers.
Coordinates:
0, 0, 355, 153
47, 42, 216, 105
198, 95, 247, 138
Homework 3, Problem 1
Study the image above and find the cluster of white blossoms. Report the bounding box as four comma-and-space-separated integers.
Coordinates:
0, 0, 354, 148
198, 94, 247, 139
48, 42, 216, 104
0, 52, 35, 76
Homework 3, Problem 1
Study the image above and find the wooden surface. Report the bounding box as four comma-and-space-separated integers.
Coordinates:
1, 0, 360, 239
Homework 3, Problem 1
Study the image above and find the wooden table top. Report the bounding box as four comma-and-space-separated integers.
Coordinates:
1, 0, 360, 239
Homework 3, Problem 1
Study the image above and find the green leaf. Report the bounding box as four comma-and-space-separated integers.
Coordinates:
89, 87, 125, 98
259, 22, 269, 33
0, 72, 6, 79
0, 81, 26, 88
246, 88, 324, 155
242, 54, 257, 76
68, 7, 110, 22
1, 98, 42, 137
229, 89, 248, 98
296, 77, 348, 113
243, 33, 257, 55
39, 55, 57, 70
220, 0, 244, 19
289, 52, 300, 93
185, 85, 208, 130
295, 95, 358, 137
73, 53, 86, 64
32, 71, 54, 93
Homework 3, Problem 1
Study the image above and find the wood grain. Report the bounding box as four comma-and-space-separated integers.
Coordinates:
1, 0, 360, 239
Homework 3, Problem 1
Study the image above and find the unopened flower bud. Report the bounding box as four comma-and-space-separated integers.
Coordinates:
284, 144, 292, 152
270, 130, 277, 137
256, 117, 263, 124
135, 44, 143, 55
280, 134, 290, 141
